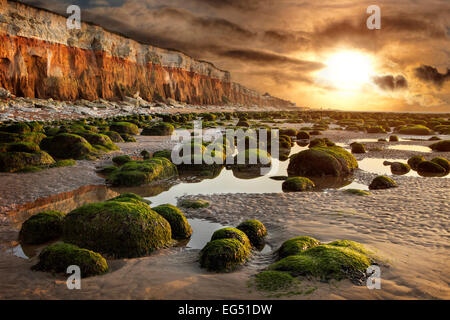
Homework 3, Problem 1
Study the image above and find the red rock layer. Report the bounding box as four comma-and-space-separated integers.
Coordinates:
0, 34, 292, 107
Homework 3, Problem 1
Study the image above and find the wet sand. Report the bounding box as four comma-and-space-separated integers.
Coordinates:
0, 129, 449, 300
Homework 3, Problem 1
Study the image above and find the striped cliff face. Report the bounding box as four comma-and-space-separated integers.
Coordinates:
0, 0, 293, 107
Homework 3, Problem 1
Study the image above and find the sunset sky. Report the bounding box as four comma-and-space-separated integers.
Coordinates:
22, 0, 450, 112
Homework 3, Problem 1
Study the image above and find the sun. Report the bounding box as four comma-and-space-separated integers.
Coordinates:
316, 51, 374, 90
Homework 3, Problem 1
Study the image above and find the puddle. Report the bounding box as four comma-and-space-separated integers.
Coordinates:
183, 218, 231, 250
358, 158, 449, 178
386, 145, 432, 153
144, 143, 367, 206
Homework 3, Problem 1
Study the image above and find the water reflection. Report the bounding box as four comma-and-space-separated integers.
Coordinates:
142, 143, 366, 206
358, 158, 449, 178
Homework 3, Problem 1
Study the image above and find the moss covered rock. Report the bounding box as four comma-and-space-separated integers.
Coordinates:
112, 155, 132, 166
152, 204, 192, 240
107, 157, 178, 187
282, 177, 315, 192
407, 155, 425, 170
417, 160, 446, 176
350, 142, 366, 154
104, 131, 125, 143
40, 133, 95, 160
431, 157, 450, 173
110, 122, 139, 135
0, 150, 55, 172
389, 135, 399, 142
0, 142, 40, 153
369, 175, 397, 190
429, 140, 450, 152
63, 200, 172, 258
269, 243, 372, 282
343, 189, 371, 196
278, 236, 320, 259
153, 149, 172, 160
19, 211, 65, 244
309, 138, 335, 148
211, 227, 251, 249
32, 243, 108, 277
237, 219, 267, 248
390, 162, 411, 175
288, 146, 358, 177
296, 131, 310, 140
199, 239, 250, 272
179, 199, 210, 209
236, 120, 250, 127
108, 192, 152, 205
141, 122, 175, 136
398, 125, 432, 135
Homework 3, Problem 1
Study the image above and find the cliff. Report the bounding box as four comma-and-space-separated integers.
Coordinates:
0, 0, 294, 107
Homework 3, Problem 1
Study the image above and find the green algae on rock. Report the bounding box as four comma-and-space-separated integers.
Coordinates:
282, 177, 315, 192
343, 189, 371, 196
417, 160, 447, 176
107, 157, 178, 187
269, 244, 372, 283
109, 122, 139, 135
237, 219, 267, 248
0, 150, 55, 172
211, 227, 252, 250
32, 243, 108, 277
19, 211, 65, 244
112, 155, 132, 166
141, 122, 175, 136
152, 204, 192, 240
179, 199, 210, 209
429, 140, 450, 152
369, 176, 397, 190
199, 239, 250, 272
288, 146, 358, 177
63, 200, 172, 258
350, 142, 366, 154
278, 236, 320, 259
407, 155, 425, 170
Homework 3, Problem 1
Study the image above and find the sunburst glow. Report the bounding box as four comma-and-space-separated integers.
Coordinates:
317, 51, 374, 90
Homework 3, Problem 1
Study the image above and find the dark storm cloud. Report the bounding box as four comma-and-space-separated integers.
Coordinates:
220, 49, 323, 70
414, 65, 450, 87
373, 75, 408, 91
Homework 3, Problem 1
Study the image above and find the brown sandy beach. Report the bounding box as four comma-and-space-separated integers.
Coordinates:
0, 128, 448, 300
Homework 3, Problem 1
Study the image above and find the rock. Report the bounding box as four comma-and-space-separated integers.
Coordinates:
0, 87, 12, 99
278, 236, 320, 259
19, 211, 65, 244
109, 122, 139, 135
390, 162, 411, 175
112, 155, 132, 166
309, 138, 335, 148
103, 131, 124, 143
417, 161, 446, 176
389, 135, 399, 142
32, 243, 108, 277
269, 242, 372, 283
288, 146, 358, 177
211, 227, 252, 250
63, 199, 172, 258
369, 175, 397, 190
431, 157, 449, 173
152, 204, 192, 240
282, 177, 315, 192
366, 126, 386, 133
429, 140, 450, 152
398, 125, 432, 135
107, 157, 178, 187
40, 133, 95, 160
407, 155, 425, 170
296, 131, 310, 140
199, 239, 250, 272
178, 199, 210, 209
0, 150, 55, 172
350, 142, 366, 154
236, 120, 250, 127
237, 219, 267, 248
141, 122, 175, 136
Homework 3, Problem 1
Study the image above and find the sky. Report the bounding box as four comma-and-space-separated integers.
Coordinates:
21, 0, 450, 112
